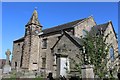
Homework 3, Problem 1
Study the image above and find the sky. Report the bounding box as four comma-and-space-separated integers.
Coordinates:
1, 2, 119, 59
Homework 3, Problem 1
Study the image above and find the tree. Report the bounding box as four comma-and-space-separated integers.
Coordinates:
70, 28, 112, 78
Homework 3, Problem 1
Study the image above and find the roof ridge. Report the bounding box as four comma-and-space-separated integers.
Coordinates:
13, 36, 24, 42
89, 21, 110, 36
95, 22, 109, 26
42, 18, 87, 35
43, 18, 86, 31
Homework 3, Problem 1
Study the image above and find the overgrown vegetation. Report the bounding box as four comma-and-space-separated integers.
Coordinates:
34, 76, 43, 80
70, 28, 114, 78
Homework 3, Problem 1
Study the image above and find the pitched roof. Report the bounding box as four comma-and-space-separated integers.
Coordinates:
42, 18, 86, 35
51, 31, 83, 49
89, 22, 109, 35
88, 21, 117, 39
13, 37, 24, 43
14, 18, 85, 43
94, 22, 109, 31
64, 31, 83, 47
69, 34, 84, 46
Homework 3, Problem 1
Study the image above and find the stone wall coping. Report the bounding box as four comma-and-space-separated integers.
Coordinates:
81, 65, 94, 69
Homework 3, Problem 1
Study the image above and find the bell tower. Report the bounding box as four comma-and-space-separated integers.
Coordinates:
25, 9, 42, 36
22, 9, 42, 70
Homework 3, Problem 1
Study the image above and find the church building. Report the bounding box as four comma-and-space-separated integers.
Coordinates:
11, 9, 119, 78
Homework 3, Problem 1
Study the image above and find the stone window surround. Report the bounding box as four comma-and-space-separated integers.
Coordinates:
109, 46, 115, 61
42, 38, 47, 49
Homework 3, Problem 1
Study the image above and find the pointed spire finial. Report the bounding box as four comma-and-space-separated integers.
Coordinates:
108, 20, 112, 23
35, 7, 37, 10
88, 15, 93, 18
33, 9, 38, 19
26, 8, 42, 27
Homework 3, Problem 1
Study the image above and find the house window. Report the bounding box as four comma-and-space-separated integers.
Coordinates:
109, 47, 114, 61
57, 49, 61, 53
82, 30, 86, 37
15, 62, 17, 68
18, 44, 20, 48
42, 58, 46, 68
42, 38, 47, 49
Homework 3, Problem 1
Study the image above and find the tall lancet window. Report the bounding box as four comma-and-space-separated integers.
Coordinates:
109, 46, 114, 61
82, 30, 87, 37
42, 38, 47, 49
42, 57, 46, 68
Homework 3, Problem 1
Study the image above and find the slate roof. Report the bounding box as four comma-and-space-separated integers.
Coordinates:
70, 35, 84, 46
64, 31, 83, 47
94, 22, 109, 31
42, 18, 86, 35
51, 22, 112, 49
89, 22, 109, 36
13, 37, 24, 43
14, 18, 85, 42
51, 31, 83, 49
14, 19, 116, 45
68, 22, 110, 48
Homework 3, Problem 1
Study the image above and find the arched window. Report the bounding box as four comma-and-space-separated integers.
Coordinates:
109, 47, 114, 61
42, 38, 47, 49
82, 30, 86, 37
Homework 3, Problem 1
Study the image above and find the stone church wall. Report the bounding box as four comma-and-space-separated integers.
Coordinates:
39, 33, 62, 77
38, 17, 97, 77
11, 10, 119, 78
11, 41, 24, 70
29, 35, 40, 70
21, 35, 31, 69
53, 35, 82, 77
74, 16, 96, 38
104, 22, 119, 76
